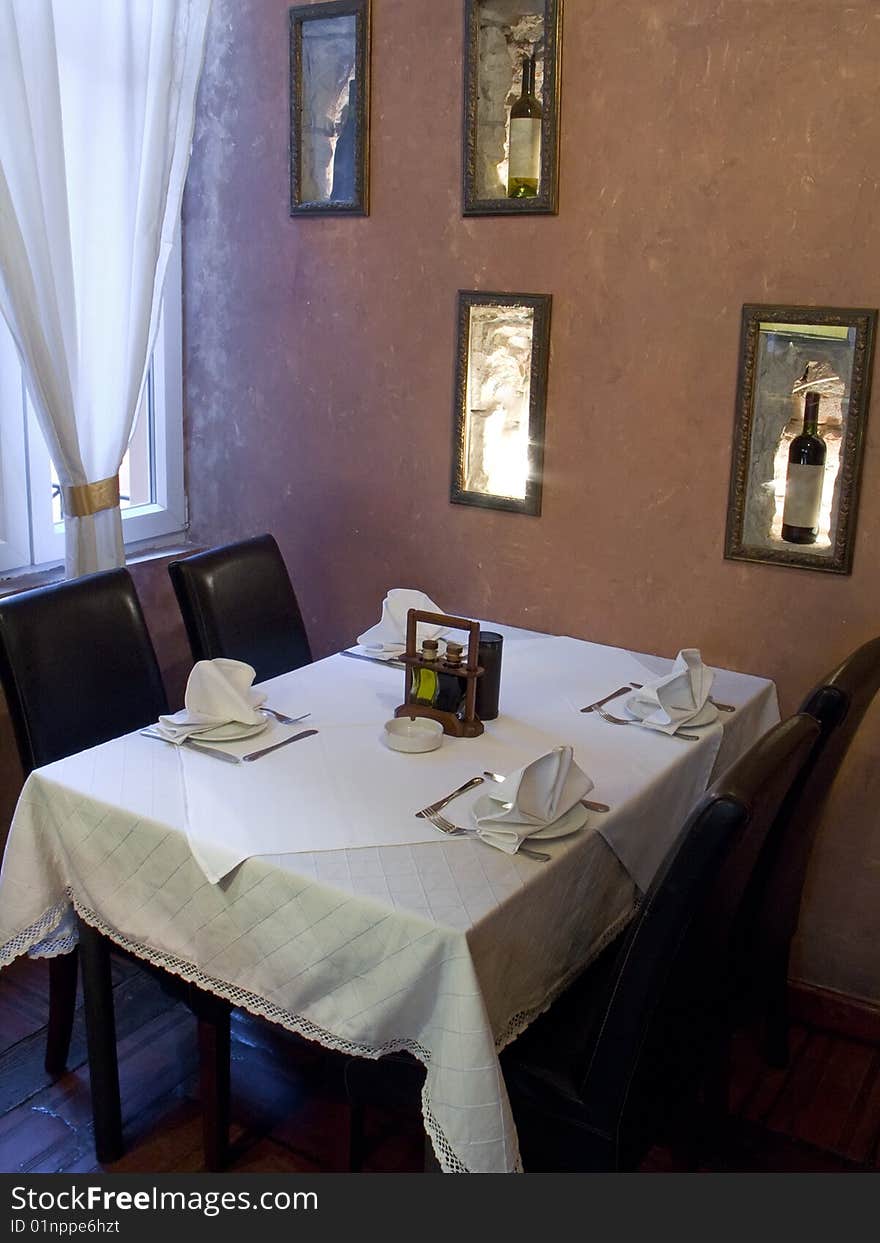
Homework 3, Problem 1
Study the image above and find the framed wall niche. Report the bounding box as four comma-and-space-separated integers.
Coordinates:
451, 291, 552, 516
462, 0, 562, 215
724, 304, 877, 575
289, 0, 370, 215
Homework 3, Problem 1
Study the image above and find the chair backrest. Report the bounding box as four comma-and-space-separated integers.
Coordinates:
168, 535, 312, 685
578, 713, 820, 1168
752, 634, 880, 963
0, 569, 168, 774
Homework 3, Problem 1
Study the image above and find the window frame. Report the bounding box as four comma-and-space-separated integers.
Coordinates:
0, 237, 186, 574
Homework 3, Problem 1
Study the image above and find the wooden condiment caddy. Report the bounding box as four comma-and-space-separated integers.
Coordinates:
394, 609, 484, 738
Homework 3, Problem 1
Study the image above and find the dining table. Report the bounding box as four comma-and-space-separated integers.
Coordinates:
0, 622, 780, 1173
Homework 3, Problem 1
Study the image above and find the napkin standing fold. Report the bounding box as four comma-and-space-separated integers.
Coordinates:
474, 746, 593, 854
356, 588, 448, 656
627, 648, 714, 734
155, 658, 267, 744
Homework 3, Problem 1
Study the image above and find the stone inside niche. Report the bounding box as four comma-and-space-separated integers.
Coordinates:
464, 304, 535, 499
300, 17, 356, 202
476, 1, 546, 199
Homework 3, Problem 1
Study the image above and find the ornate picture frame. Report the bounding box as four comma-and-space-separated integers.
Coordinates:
462, 0, 563, 216
289, 0, 370, 216
450, 290, 552, 516
724, 304, 877, 575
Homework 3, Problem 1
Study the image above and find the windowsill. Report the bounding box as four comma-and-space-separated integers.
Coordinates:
0, 534, 201, 599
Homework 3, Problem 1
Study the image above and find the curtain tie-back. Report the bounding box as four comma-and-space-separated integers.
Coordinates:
61, 475, 121, 518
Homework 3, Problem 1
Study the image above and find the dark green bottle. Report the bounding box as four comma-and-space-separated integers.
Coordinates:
781, 391, 826, 544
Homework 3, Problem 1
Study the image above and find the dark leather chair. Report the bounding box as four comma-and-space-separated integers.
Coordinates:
0, 569, 230, 1167
499, 713, 819, 1171
0, 568, 170, 1081
168, 535, 312, 683
344, 714, 819, 1171
747, 635, 880, 1066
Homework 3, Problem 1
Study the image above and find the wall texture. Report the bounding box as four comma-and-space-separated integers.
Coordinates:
182, 0, 880, 1002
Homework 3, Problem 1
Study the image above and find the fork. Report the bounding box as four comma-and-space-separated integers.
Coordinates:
262, 708, 311, 726
415, 775, 484, 819
595, 702, 700, 741
423, 809, 550, 863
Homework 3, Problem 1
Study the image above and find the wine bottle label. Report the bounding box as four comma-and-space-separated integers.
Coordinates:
782, 464, 824, 529
509, 118, 541, 184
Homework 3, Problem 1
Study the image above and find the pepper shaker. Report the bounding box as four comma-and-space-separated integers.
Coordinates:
475, 631, 503, 720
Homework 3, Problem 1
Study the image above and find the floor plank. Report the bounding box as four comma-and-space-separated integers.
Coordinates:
1, 954, 877, 1173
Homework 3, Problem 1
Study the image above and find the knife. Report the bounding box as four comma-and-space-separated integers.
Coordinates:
181, 738, 241, 763
140, 729, 244, 764
339, 649, 406, 670
579, 685, 632, 714
241, 728, 319, 762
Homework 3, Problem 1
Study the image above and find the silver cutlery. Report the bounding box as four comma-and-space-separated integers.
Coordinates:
339, 650, 406, 670
181, 739, 241, 763
171, 727, 319, 763
241, 728, 319, 761
595, 703, 699, 741
415, 775, 484, 819
579, 686, 632, 714
424, 808, 551, 863
262, 708, 311, 726
628, 683, 735, 713
481, 771, 610, 813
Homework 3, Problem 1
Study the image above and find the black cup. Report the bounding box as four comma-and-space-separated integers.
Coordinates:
475, 631, 503, 720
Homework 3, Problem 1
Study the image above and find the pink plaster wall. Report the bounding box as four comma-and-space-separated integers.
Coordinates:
182, 1, 880, 1002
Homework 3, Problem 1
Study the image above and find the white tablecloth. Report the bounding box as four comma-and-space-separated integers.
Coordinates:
0, 624, 779, 1173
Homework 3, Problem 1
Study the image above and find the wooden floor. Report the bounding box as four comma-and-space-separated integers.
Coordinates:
0, 954, 878, 1174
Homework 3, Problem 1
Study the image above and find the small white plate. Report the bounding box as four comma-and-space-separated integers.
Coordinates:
624, 695, 719, 729
472, 794, 589, 839
194, 716, 270, 743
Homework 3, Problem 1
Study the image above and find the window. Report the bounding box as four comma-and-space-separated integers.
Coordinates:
0, 240, 186, 574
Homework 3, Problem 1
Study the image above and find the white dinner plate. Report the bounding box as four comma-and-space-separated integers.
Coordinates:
193, 715, 270, 743
471, 794, 589, 839
624, 695, 719, 729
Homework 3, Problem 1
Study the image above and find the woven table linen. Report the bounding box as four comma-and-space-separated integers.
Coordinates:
0, 623, 778, 1173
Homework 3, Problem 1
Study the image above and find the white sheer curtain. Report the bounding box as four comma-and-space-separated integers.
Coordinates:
0, 0, 210, 576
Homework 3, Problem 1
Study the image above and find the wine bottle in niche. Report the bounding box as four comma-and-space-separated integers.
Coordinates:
508, 54, 542, 198
781, 390, 827, 544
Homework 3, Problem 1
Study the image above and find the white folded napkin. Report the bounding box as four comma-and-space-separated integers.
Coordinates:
627, 648, 714, 735
356, 588, 447, 657
474, 745, 594, 854
155, 658, 267, 744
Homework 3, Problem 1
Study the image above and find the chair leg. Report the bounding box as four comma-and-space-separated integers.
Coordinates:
78, 920, 123, 1163
348, 1099, 366, 1172
762, 952, 792, 1069
45, 949, 79, 1075
192, 990, 231, 1171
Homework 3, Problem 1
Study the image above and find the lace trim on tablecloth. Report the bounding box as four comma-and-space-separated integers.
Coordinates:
2, 888, 623, 1173
0, 897, 77, 966
18, 892, 482, 1174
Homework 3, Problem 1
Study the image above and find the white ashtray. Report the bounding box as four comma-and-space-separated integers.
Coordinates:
383, 717, 443, 753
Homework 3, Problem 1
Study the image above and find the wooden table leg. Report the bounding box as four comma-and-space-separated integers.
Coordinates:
45, 949, 79, 1075
191, 988, 231, 1171
78, 919, 123, 1163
